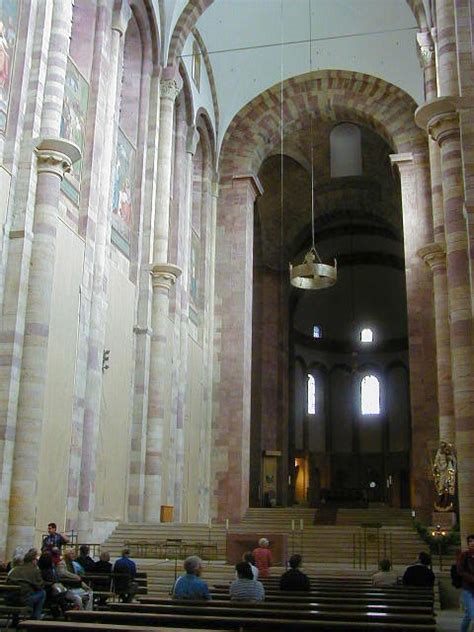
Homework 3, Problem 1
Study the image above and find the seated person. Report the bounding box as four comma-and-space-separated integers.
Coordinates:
113, 547, 138, 603
242, 552, 258, 580
77, 545, 96, 573
56, 548, 93, 610
37, 551, 68, 615
7, 548, 46, 620
41, 522, 69, 552
94, 551, 113, 605
279, 554, 311, 591
230, 562, 265, 601
173, 555, 210, 600
402, 551, 435, 587
372, 559, 399, 586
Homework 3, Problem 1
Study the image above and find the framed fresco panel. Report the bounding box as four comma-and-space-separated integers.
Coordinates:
0, 0, 21, 134
111, 128, 135, 258
60, 58, 89, 200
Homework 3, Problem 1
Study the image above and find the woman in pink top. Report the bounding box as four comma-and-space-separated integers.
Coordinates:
252, 538, 272, 578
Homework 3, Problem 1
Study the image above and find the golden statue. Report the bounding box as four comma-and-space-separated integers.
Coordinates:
432, 441, 456, 512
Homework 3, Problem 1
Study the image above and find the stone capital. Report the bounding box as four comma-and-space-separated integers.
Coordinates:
112, 0, 132, 36
232, 174, 264, 198
415, 98, 460, 145
34, 137, 81, 179
186, 125, 200, 155
417, 242, 446, 271
150, 263, 182, 290
389, 152, 414, 176
417, 31, 435, 69
160, 77, 183, 102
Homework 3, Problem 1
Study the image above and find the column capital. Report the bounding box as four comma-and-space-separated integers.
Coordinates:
186, 125, 200, 155
416, 31, 435, 69
389, 152, 414, 175
150, 263, 182, 290
160, 76, 183, 102
415, 98, 461, 145
34, 138, 81, 179
112, 0, 132, 36
232, 174, 264, 198
417, 242, 446, 271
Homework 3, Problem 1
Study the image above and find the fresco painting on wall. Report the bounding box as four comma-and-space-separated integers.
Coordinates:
111, 128, 135, 257
0, 0, 20, 133
60, 58, 89, 202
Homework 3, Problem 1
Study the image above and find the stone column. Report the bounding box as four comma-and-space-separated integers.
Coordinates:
389, 152, 438, 521
211, 174, 263, 522
143, 70, 182, 522
418, 243, 455, 442
416, 101, 474, 539
75, 0, 131, 540
7, 139, 80, 549
434, 0, 459, 97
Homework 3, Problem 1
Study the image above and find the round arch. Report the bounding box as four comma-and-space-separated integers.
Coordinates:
219, 69, 426, 181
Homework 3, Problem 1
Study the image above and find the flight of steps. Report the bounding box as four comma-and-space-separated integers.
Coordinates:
102, 504, 426, 590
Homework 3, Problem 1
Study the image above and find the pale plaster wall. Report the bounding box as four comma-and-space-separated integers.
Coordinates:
95, 263, 135, 522
36, 220, 84, 541
183, 335, 204, 522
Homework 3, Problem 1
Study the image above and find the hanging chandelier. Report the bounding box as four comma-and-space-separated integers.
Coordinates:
288, 0, 337, 291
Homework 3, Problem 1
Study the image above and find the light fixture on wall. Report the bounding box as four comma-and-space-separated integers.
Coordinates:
289, 0, 337, 291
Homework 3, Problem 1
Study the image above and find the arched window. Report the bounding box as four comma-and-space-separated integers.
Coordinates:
360, 328, 374, 343
361, 375, 380, 415
330, 123, 362, 177
313, 325, 322, 339
307, 374, 316, 415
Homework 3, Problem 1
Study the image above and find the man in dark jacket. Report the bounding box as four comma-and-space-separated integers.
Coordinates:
402, 551, 435, 587
94, 551, 113, 605
7, 548, 46, 619
77, 545, 96, 573
113, 548, 138, 602
457, 534, 474, 632
279, 554, 311, 591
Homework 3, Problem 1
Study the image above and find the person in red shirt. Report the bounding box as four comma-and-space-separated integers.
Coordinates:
252, 538, 272, 578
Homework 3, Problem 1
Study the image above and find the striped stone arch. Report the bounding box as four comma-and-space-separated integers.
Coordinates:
166, 0, 429, 68
167, 0, 213, 66
218, 70, 426, 181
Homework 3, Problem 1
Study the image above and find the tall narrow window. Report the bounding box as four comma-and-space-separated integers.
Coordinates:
360, 328, 374, 343
361, 375, 380, 415
313, 325, 322, 339
307, 374, 316, 415
330, 123, 362, 177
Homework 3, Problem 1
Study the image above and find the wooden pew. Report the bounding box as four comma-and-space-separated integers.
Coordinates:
137, 596, 434, 615
20, 622, 227, 632
67, 606, 437, 630
0, 583, 31, 629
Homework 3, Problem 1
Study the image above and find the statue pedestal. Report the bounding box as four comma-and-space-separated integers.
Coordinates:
432, 511, 456, 529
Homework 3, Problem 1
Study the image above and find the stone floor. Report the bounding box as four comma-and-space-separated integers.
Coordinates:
437, 608, 464, 631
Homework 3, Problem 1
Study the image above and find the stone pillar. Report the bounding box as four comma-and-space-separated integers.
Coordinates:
434, 0, 459, 97
7, 139, 80, 549
211, 174, 263, 522
416, 100, 474, 539
143, 69, 182, 522
144, 264, 181, 521
389, 152, 438, 521
418, 243, 455, 442
75, 0, 131, 540
128, 67, 161, 522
